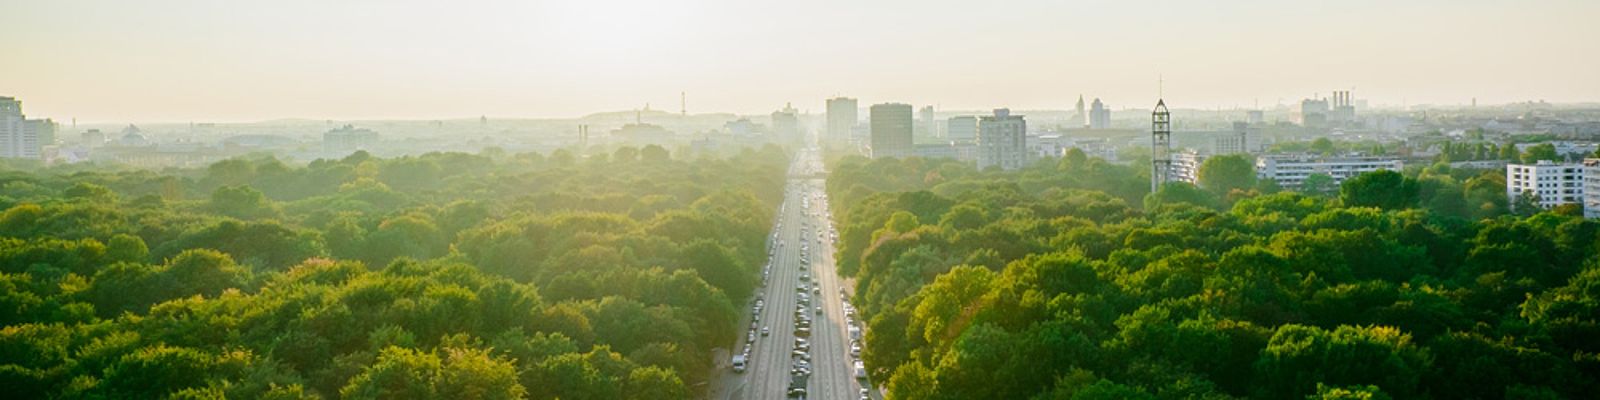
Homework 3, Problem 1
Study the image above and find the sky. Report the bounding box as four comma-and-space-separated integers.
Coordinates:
2, 0, 1597, 123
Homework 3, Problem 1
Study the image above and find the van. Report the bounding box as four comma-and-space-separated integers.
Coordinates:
732, 354, 747, 373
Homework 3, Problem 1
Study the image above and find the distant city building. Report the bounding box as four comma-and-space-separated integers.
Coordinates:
826, 97, 858, 141
1075, 95, 1088, 128
914, 142, 975, 161
323, 124, 379, 153
1256, 154, 1403, 189
0, 96, 45, 159
869, 103, 914, 158
609, 122, 675, 147
116, 125, 150, 147
1171, 150, 1205, 184
81, 129, 105, 149
1214, 122, 1251, 155
771, 103, 800, 144
1297, 98, 1330, 127
1328, 91, 1355, 124
977, 108, 1027, 170
725, 118, 764, 136
1089, 98, 1111, 129
1584, 159, 1600, 218
918, 105, 936, 139
1246, 110, 1264, 125
1507, 160, 1584, 211
946, 116, 977, 143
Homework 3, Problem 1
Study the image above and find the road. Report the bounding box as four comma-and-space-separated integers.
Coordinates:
709, 147, 872, 400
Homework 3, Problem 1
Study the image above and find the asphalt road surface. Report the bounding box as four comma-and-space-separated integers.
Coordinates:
709, 148, 872, 400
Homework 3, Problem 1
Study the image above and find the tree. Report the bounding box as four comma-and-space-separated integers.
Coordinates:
1145, 182, 1217, 210
1339, 170, 1419, 210
1311, 138, 1336, 154
1520, 143, 1560, 164
1302, 173, 1337, 196
640, 145, 670, 163
1197, 154, 1257, 196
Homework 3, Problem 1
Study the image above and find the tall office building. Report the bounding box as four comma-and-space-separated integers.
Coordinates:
918, 105, 936, 139
826, 97, 857, 141
1151, 100, 1172, 192
1089, 98, 1111, 129
977, 108, 1027, 170
0, 96, 43, 160
946, 116, 977, 143
869, 103, 913, 159
1215, 122, 1251, 155
772, 103, 800, 144
1075, 95, 1087, 128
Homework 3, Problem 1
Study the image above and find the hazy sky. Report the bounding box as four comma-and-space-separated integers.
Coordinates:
3, 0, 1597, 122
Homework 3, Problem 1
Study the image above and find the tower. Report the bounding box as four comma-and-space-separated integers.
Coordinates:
1151, 99, 1171, 192
1075, 95, 1086, 128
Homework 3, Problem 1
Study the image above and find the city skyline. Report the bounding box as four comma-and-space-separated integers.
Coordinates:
3, 0, 1598, 123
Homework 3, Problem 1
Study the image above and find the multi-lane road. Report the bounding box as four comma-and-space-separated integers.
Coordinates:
709, 148, 873, 400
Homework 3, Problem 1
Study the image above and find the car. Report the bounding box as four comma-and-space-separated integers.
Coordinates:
860, 388, 871, 400
788, 388, 807, 397
813, 287, 821, 295
762, 326, 770, 336
732, 354, 747, 373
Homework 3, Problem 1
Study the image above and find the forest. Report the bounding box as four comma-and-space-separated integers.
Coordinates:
828, 149, 1597, 399
0, 144, 787, 399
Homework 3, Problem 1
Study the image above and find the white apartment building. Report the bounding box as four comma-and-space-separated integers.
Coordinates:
1507, 160, 1584, 211
1, 97, 43, 159
1256, 154, 1403, 189
1170, 150, 1205, 184
1584, 159, 1600, 218
977, 108, 1027, 170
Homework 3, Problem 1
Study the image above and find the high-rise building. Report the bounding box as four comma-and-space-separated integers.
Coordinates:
1583, 159, 1600, 218
1214, 122, 1251, 155
0, 96, 43, 159
826, 97, 858, 141
772, 103, 800, 144
946, 116, 977, 143
918, 105, 936, 140
1297, 98, 1330, 127
1075, 95, 1087, 128
977, 108, 1027, 170
1507, 160, 1584, 211
869, 103, 914, 159
1090, 98, 1111, 129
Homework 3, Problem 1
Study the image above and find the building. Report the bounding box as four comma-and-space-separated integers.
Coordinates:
1246, 110, 1264, 125
1214, 122, 1251, 155
1507, 160, 1584, 211
1089, 98, 1111, 129
81, 129, 105, 148
918, 105, 936, 140
1075, 95, 1087, 128
869, 103, 913, 158
1584, 159, 1600, 218
323, 124, 380, 154
946, 116, 977, 143
1297, 98, 1330, 127
771, 103, 800, 144
1256, 154, 1403, 189
1171, 150, 1205, 184
977, 108, 1027, 170
914, 142, 976, 161
0, 96, 44, 159
826, 97, 857, 141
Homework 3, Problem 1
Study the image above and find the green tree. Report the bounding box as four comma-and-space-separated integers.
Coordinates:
1339, 170, 1419, 210
1197, 154, 1257, 196
1301, 173, 1337, 196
